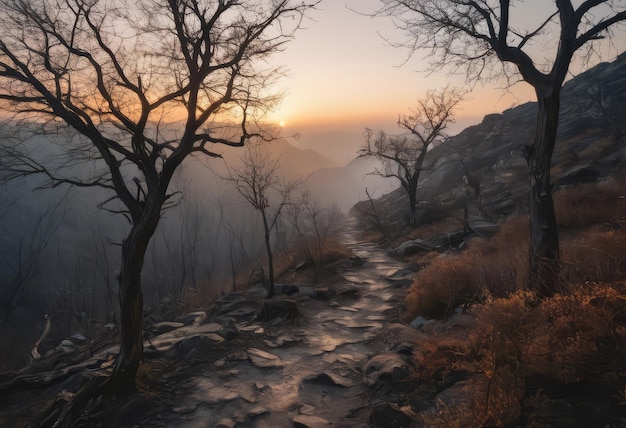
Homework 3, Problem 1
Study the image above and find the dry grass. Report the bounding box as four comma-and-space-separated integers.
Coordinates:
554, 178, 626, 229
410, 284, 626, 427
405, 215, 528, 320
404, 179, 626, 426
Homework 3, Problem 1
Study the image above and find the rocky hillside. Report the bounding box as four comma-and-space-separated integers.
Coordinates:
354, 53, 626, 232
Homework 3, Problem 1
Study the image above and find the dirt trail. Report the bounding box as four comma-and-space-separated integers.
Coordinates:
153, 218, 414, 427
0, 219, 417, 427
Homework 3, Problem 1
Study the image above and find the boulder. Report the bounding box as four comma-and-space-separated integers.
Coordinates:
363, 353, 411, 386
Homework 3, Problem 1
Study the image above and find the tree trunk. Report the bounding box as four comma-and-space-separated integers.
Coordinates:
111, 203, 160, 392
261, 209, 275, 298
408, 187, 417, 226
527, 88, 561, 296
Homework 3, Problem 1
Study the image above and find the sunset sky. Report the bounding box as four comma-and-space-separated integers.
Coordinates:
267, 0, 625, 164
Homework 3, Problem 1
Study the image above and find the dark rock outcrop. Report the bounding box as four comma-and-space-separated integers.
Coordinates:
352, 53, 626, 233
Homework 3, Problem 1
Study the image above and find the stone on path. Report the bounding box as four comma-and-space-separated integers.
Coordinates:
204, 386, 239, 404
246, 348, 284, 368
293, 414, 331, 427
303, 372, 356, 388
364, 353, 411, 386
247, 405, 269, 419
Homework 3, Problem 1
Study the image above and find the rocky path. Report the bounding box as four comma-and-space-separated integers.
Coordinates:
0, 219, 420, 427
148, 219, 417, 427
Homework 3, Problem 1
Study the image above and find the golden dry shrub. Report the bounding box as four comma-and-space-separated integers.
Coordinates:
405, 216, 528, 320
470, 284, 626, 385
561, 227, 626, 284
554, 178, 626, 228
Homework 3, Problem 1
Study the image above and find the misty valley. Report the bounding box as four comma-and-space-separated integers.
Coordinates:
1, 0, 626, 427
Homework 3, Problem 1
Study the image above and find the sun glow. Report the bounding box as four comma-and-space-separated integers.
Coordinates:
279, 120, 286, 127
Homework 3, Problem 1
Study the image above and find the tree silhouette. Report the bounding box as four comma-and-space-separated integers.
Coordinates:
0, 0, 317, 398
360, 87, 464, 225
225, 144, 302, 298
379, 0, 626, 295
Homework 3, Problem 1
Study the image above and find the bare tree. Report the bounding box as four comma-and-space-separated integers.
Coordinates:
378, 0, 626, 295
360, 87, 464, 225
0, 0, 317, 395
225, 145, 302, 297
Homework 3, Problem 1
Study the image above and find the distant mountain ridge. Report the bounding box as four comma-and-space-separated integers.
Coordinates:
353, 53, 626, 229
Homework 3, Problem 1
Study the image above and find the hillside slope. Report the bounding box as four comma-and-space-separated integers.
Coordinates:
354, 53, 626, 230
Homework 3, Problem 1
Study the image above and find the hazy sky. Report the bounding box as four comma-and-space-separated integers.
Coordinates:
267, 0, 625, 164
268, 0, 531, 163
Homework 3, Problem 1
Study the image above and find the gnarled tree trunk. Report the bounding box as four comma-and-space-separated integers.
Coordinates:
112, 199, 162, 392
527, 87, 561, 296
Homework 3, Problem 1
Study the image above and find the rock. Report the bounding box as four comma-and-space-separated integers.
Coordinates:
293, 414, 331, 427
298, 404, 317, 415
178, 311, 206, 326
150, 321, 185, 335
391, 239, 437, 256
215, 417, 236, 428
255, 381, 271, 392
69, 333, 88, 345
409, 316, 428, 329
204, 387, 239, 404
303, 372, 355, 388
263, 334, 297, 348
364, 353, 411, 386
246, 348, 284, 368
369, 403, 416, 428
247, 405, 269, 419
256, 299, 298, 321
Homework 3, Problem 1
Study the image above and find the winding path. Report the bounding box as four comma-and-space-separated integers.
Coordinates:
156, 218, 414, 427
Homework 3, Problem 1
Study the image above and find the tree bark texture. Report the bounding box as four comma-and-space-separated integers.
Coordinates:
527, 88, 561, 296
112, 200, 161, 391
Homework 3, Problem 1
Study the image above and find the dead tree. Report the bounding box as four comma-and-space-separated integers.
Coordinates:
0, 0, 318, 396
224, 145, 303, 298
360, 87, 464, 225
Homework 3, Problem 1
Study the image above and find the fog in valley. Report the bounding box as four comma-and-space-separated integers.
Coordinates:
0, 123, 397, 370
